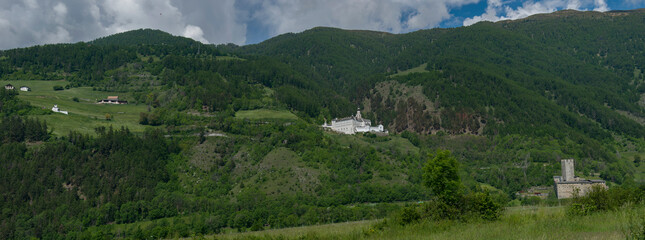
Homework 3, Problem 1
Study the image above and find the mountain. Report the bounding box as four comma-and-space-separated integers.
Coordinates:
91, 28, 200, 47
0, 10, 644, 239
232, 10, 645, 140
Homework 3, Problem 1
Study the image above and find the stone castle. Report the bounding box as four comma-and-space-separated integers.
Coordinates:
553, 159, 606, 199
322, 110, 387, 135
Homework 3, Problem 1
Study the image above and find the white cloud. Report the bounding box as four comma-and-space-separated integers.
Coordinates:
248, 0, 480, 37
172, 0, 247, 45
53, 2, 68, 24
0, 0, 230, 49
464, 0, 610, 26
0, 0, 492, 49
1, 0, 619, 50
100, 0, 185, 35
183, 25, 209, 44
593, 0, 609, 11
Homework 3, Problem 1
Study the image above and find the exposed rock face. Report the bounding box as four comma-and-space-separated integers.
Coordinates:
363, 80, 485, 135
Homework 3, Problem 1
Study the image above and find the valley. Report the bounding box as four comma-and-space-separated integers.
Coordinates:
0, 9, 644, 239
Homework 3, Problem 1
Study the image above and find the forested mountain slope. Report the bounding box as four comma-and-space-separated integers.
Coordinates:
235, 9, 645, 140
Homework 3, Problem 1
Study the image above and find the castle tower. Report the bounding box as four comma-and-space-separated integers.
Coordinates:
561, 159, 575, 181
356, 109, 362, 119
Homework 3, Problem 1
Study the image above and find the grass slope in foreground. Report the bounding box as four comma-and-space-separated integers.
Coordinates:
0, 80, 150, 135
213, 205, 644, 240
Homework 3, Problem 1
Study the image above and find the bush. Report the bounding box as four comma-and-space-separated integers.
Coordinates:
397, 206, 421, 225
635, 155, 641, 167
567, 202, 596, 216
567, 185, 645, 216
72, 97, 79, 102
420, 199, 462, 220
467, 191, 502, 221
53, 85, 64, 91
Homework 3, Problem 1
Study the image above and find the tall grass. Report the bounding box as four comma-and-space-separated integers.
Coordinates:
209, 205, 643, 240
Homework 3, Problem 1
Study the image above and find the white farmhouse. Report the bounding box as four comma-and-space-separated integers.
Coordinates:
20, 86, 30, 91
322, 110, 387, 134
52, 105, 68, 115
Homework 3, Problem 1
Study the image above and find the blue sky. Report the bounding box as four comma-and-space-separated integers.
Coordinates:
0, 0, 644, 49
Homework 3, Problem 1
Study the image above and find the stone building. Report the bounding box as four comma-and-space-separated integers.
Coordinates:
553, 159, 606, 199
322, 110, 387, 135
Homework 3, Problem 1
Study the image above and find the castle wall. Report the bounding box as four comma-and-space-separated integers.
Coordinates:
555, 182, 607, 199
553, 158, 607, 199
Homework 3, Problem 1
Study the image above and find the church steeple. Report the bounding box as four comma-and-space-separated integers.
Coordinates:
356, 108, 362, 119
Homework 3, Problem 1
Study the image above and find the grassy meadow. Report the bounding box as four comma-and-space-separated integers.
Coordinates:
235, 109, 298, 120
208, 205, 644, 240
1, 80, 150, 136
389, 63, 429, 78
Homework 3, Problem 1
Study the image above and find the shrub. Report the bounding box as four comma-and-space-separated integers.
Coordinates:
467, 191, 502, 221
635, 155, 641, 167
401, 131, 420, 146
397, 206, 420, 225
567, 185, 645, 216
567, 202, 596, 216
53, 85, 64, 91
72, 97, 79, 102
420, 198, 463, 220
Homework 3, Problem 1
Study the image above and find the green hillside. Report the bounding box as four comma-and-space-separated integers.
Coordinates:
91, 29, 200, 46
0, 80, 150, 135
0, 9, 644, 239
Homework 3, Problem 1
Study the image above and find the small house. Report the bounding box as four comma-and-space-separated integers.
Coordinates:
4, 84, 14, 90
98, 96, 128, 104
51, 104, 68, 115
20, 86, 30, 92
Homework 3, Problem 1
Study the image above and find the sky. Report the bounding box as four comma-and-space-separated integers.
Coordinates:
0, 0, 644, 50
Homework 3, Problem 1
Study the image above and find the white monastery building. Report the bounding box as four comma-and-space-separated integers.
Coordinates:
322, 110, 387, 134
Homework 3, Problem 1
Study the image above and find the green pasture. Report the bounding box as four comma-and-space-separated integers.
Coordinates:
235, 109, 298, 120
1, 80, 150, 136
389, 63, 429, 78
216, 56, 245, 61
